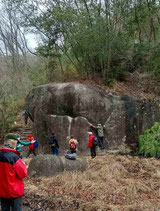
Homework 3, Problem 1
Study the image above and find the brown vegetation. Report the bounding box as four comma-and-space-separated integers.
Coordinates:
80, 72, 157, 101
23, 154, 160, 210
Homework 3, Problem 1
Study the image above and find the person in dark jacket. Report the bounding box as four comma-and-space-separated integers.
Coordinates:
0, 135, 27, 211
22, 110, 29, 125
49, 133, 59, 156
22, 110, 34, 125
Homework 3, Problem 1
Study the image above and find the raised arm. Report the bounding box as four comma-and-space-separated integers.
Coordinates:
90, 123, 97, 130
18, 140, 32, 146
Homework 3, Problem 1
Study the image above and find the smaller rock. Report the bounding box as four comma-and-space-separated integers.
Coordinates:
61, 157, 88, 172
28, 154, 88, 177
28, 155, 64, 177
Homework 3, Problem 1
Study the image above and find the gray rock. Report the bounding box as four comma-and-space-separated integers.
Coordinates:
61, 156, 88, 172
28, 154, 88, 177
25, 82, 160, 154
28, 155, 64, 177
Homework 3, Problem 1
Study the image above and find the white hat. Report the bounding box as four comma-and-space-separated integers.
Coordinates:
88, 132, 92, 135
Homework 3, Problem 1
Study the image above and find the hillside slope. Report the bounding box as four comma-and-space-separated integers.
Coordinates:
78, 72, 158, 101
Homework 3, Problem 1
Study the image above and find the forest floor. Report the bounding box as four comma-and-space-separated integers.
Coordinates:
23, 153, 160, 211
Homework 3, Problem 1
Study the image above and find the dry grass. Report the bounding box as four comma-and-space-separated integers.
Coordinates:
24, 154, 160, 210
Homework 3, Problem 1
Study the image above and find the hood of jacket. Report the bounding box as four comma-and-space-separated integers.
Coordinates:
0, 145, 20, 156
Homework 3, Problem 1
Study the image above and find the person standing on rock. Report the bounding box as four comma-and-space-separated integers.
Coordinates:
88, 132, 97, 158
0, 135, 27, 211
49, 133, 59, 156
90, 123, 106, 149
26, 134, 37, 158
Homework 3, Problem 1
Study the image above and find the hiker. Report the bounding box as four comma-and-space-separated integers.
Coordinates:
22, 110, 34, 125
5, 133, 34, 159
49, 133, 59, 156
0, 134, 27, 211
26, 134, 37, 158
22, 110, 29, 125
88, 131, 97, 158
65, 136, 78, 160
68, 135, 78, 153
90, 123, 106, 149
16, 138, 35, 159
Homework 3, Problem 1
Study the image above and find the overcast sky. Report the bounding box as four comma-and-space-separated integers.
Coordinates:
26, 33, 38, 49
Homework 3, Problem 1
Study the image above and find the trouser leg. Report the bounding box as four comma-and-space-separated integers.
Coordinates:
26, 149, 31, 158
24, 117, 28, 125
51, 146, 55, 155
101, 137, 105, 149
90, 147, 96, 158
93, 146, 96, 157
1, 198, 11, 211
55, 147, 59, 156
98, 137, 105, 149
90, 148, 92, 157
12, 197, 23, 211
32, 149, 37, 156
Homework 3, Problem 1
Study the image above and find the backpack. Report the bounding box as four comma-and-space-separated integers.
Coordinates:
70, 141, 76, 150
92, 137, 98, 146
34, 140, 38, 148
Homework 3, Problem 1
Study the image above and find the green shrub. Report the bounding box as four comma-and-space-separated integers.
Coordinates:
138, 122, 160, 158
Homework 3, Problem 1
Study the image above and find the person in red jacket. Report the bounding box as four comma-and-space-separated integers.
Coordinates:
26, 134, 37, 158
88, 132, 96, 158
0, 136, 27, 211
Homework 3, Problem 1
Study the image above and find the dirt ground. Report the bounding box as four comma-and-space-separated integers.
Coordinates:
23, 154, 160, 211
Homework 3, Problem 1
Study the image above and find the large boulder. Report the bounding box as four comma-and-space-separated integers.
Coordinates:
28, 155, 88, 177
25, 82, 160, 153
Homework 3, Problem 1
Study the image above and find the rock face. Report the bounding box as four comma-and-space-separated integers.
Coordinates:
28, 155, 88, 177
26, 82, 160, 154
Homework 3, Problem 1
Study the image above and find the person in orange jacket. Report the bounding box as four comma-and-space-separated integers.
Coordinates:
26, 134, 36, 158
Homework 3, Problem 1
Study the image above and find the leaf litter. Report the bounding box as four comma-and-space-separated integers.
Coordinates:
23, 154, 160, 210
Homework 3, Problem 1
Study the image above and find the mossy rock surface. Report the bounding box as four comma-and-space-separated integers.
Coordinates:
61, 157, 88, 172
28, 154, 88, 177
